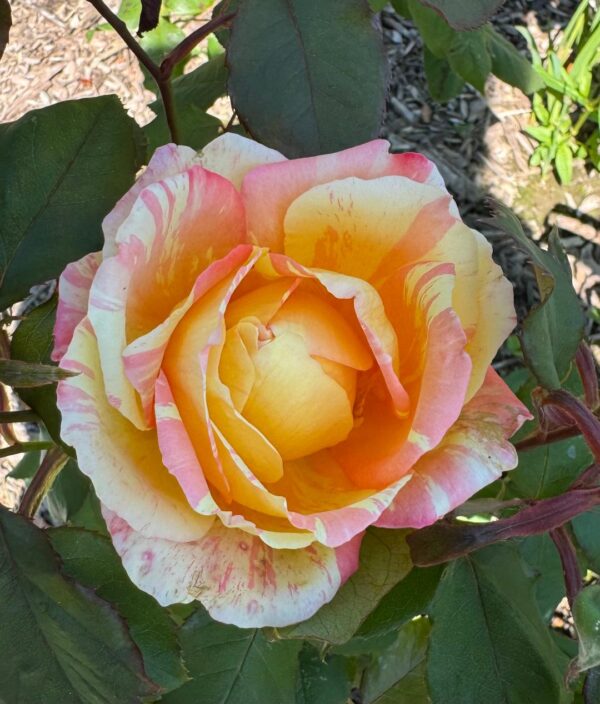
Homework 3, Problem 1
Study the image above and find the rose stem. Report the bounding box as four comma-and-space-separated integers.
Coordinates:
18, 447, 69, 518
0, 440, 54, 459
0, 410, 40, 424
550, 525, 582, 606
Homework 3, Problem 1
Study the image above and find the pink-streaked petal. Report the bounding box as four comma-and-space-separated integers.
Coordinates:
103, 506, 363, 627
57, 318, 213, 542
242, 139, 446, 251
103, 144, 197, 258
283, 176, 455, 282
52, 251, 102, 362
199, 133, 286, 190
89, 166, 246, 429
376, 368, 532, 529
123, 245, 257, 426
331, 261, 471, 489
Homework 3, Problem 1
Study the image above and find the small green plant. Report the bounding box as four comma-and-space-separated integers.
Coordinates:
520, 0, 600, 184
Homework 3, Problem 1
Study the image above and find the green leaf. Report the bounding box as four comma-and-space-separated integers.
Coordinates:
510, 436, 593, 499
227, 0, 387, 158
584, 667, 600, 703
0, 506, 158, 704
518, 534, 565, 620
45, 459, 106, 533
574, 585, 600, 673
486, 25, 544, 94
0, 358, 75, 387
162, 608, 301, 704
356, 564, 443, 638
428, 544, 569, 704
8, 448, 42, 480
361, 618, 430, 704
0, 96, 146, 309
0, 0, 11, 61
414, 0, 506, 30
10, 297, 65, 446
446, 29, 491, 92
368, 0, 388, 10
50, 527, 188, 693
573, 507, 600, 573
145, 54, 227, 151
423, 47, 466, 102
280, 529, 412, 645
296, 643, 354, 704
489, 204, 585, 389
408, 0, 454, 58
556, 142, 574, 184
525, 124, 554, 143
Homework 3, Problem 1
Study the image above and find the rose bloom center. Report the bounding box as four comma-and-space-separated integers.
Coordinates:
164, 276, 374, 463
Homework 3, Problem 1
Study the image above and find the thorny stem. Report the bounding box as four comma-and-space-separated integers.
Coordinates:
0, 440, 54, 459
514, 423, 584, 452
18, 447, 69, 518
85, 0, 236, 144
543, 389, 600, 461
550, 525, 582, 606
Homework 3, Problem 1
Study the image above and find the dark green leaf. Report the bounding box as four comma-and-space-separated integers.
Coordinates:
280, 529, 412, 645
0, 358, 75, 387
446, 29, 491, 92
368, 0, 388, 9
408, 0, 454, 57
145, 54, 227, 151
227, 0, 387, 158
50, 527, 187, 693
0, 0, 11, 61
427, 544, 569, 704
211, 0, 239, 46
0, 506, 158, 704
485, 25, 544, 94
423, 47, 465, 102
296, 643, 354, 704
45, 459, 106, 533
357, 565, 443, 638
8, 448, 42, 479
518, 534, 565, 620
361, 618, 430, 704
10, 297, 65, 446
489, 204, 585, 389
415, 0, 506, 30
0, 96, 146, 309
573, 507, 600, 573
510, 436, 593, 499
162, 608, 301, 704
584, 667, 600, 704
574, 585, 600, 673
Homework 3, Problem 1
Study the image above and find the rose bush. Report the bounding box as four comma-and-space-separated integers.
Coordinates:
53, 134, 529, 628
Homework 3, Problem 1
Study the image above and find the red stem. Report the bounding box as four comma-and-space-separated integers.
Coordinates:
550, 526, 582, 605
543, 389, 600, 461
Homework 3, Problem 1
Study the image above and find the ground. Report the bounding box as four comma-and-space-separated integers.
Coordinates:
1, 0, 599, 518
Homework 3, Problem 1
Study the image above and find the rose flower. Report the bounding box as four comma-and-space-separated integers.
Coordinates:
53, 135, 530, 628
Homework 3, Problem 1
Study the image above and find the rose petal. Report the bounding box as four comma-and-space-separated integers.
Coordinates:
52, 251, 102, 362
242, 139, 446, 251
102, 506, 363, 628
199, 133, 286, 189
376, 367, 532, 528
88, 166, 246, 428
57, 318, 213, 541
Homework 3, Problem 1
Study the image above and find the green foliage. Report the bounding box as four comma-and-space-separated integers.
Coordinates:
518, 534, 566, 620
227, 0, 387, 158
574, 585, 600, 673
50, 527, 188, 693
279, 529, 412, 645
0, 358, 75, 387
394, 0, 542, 102
296, 644, 355, 704
145, 52, 227, 151
427, 544, 570, 704
572, 506, 600, 573
0, 97, 146, 310
10, 297, 65, 446
0, 0, 10, 61
0, 506, 159, 704
491, 204, 585, 390
162, 608, 301, 704
521, 0, 600, 183
414, 0, 506, 30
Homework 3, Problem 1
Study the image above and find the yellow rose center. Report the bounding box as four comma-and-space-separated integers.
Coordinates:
220, 281, 373, 460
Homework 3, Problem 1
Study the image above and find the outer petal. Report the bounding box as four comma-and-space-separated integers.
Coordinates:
283, 176, 456, 283
88, 165, 246, 428
103, 144, 197, 258
242, 139, 446, 251
103, 506, 363, 628
199, 133, 286, 189
52, 251, 102, 362
376, 368, 532, 529
57, 318, 213, 542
